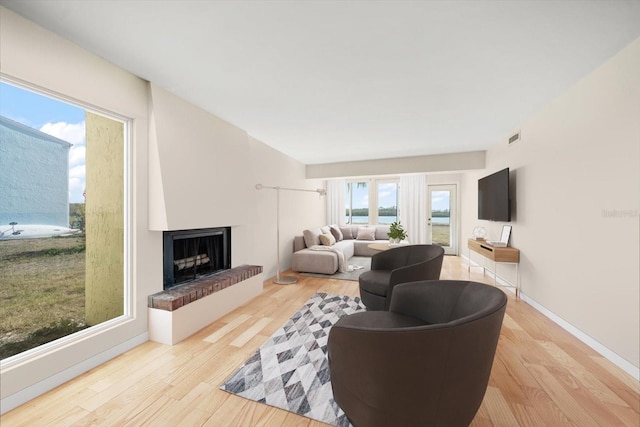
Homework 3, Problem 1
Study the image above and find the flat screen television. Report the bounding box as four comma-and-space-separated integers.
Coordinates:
478, 168, 511, 221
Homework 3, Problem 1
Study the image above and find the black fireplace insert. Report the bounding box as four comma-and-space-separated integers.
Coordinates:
163, 227, 231, 290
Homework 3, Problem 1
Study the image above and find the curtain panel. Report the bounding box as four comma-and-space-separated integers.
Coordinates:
326, 178, 345, 225
399, 175, 427, 244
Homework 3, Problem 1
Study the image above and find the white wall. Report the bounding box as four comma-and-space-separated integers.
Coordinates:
148, 83, 253, 231
249, 136, 325, 278
0, 7, 324, 412
460, 38, 640, 376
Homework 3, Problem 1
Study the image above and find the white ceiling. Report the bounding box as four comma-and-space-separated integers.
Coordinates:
2, 0, 640, 165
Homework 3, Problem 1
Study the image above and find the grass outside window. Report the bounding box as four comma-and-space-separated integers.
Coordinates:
0, 235, 87, 359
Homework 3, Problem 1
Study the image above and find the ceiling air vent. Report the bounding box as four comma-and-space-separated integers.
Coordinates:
508, 131, 521, 145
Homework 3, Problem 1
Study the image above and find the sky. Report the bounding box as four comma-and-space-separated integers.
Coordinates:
430, 191, 450, 212
0, 81, 86, 203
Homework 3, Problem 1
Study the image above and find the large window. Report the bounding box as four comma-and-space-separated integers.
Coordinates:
377, 181, 399, 224
345, 179, 399, 225
0, 81, 129, 361
345, 181, 369, 224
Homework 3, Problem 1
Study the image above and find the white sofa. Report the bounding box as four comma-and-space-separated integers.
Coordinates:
291, 224, 391, 275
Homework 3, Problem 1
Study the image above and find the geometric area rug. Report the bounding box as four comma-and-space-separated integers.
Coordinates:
220, 292, 365, 426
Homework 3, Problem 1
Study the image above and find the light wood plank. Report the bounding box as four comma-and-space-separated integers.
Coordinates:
525, 363, 600, 426
203, 313, 251, 343
539, 340, 630, 407
153, 382, 217, 426
483, 386, 520, 426
591, 354, 640, 394
230, 317, 273, 347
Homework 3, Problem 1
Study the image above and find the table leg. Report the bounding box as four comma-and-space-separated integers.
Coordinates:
515, 263, 520, 300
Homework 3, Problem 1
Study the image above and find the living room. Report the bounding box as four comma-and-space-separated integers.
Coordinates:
0, 1, 638, 424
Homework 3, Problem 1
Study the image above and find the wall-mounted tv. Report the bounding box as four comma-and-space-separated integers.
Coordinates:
478, 168, 511, 222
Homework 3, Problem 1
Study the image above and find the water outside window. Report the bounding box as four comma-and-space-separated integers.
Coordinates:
345, 180, 398, 225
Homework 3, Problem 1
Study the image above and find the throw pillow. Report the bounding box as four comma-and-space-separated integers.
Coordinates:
303, 228, 321, 248
376, 225, 391, 240
356, 226, 376, 241
339, 226, 354, 240
329, 224, 343, 241
319, 233, 336, 246
320, 226, 331, 235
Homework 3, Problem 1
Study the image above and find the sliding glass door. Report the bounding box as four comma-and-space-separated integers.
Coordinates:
427, 184, 457, 255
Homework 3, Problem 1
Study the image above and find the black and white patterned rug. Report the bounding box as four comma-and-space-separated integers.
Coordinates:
220, 292, 365, 426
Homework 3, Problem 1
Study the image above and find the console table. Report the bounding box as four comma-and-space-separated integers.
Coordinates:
467, 239, 520, 298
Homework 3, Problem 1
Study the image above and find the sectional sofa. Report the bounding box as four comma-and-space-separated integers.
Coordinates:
291, 224, 391, 275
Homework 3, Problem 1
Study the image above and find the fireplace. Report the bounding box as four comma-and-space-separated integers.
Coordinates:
163, 227, 231, 290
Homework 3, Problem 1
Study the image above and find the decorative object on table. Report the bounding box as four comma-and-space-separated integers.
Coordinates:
488, 225, 512, 247
387, 221, 407, 244
358, 244, 444, 311
255, 184, 326, 284
472, 226, 487, 240
500, 224, 512, 245
220, 292, 365, 427
328, 280, 508, 427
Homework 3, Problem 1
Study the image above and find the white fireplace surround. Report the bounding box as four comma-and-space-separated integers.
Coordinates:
148, 268, 263, 345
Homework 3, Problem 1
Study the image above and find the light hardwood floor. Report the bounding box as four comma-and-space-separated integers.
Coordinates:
2, 256, 639, 426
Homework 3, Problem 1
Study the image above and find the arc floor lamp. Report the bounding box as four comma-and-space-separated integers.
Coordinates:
255, 184, 326, 285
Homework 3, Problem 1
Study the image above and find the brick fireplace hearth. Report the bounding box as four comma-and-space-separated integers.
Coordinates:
148, 265, 262, 311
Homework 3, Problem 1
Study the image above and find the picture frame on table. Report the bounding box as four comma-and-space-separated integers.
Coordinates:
500, 225, 512, 246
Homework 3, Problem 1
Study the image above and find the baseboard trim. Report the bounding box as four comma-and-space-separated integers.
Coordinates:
519, 294, 639, 381
0, 332, 149, 415
461, 254, 639, 381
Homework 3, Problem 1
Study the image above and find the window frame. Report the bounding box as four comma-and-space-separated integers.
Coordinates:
345, 180, 369, 224
375, 179, 400, 225
345, 177, 400, 225
0, 77, 133, 368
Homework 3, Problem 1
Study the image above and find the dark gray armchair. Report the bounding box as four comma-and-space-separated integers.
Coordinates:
328, 280, 508, 427
358, 244, 444, 310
